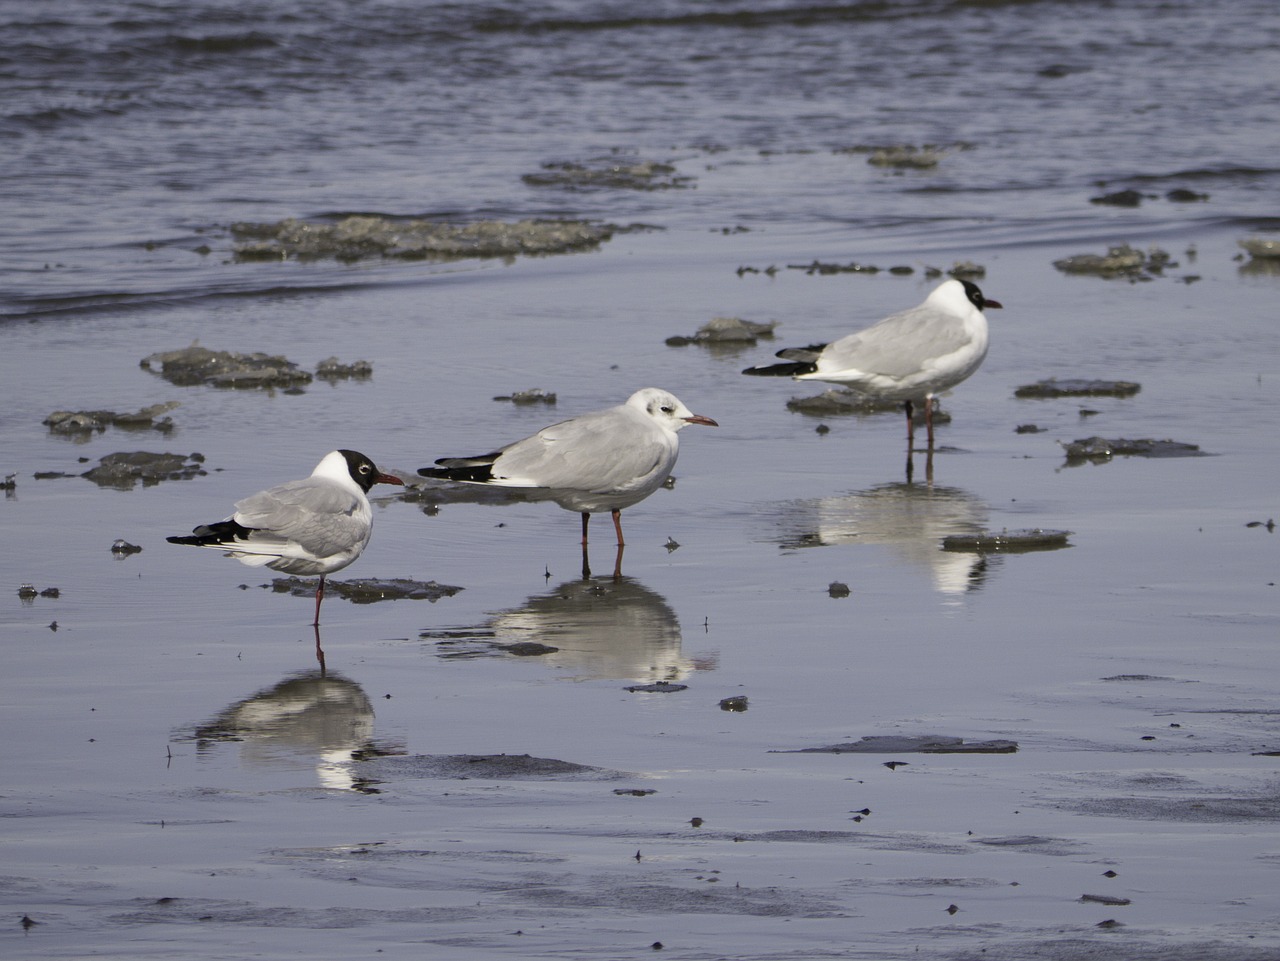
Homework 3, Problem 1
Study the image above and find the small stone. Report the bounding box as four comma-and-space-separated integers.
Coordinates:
1090, 188, 1146, 207
624, 682, 688, 694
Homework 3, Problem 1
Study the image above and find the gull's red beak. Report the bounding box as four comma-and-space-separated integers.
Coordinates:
376, 472, 405, 486
684, 414, 719, 427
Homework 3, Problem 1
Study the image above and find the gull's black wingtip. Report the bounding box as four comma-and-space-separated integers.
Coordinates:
742, 361, 818, 377
418, 463, 497, 483
166, 519, 254, 547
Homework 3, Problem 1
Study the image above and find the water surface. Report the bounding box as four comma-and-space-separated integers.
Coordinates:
3, 1, 1280, 958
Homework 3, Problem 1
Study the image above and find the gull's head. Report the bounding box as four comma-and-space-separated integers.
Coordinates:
930, 278, 1003, 314
325, 449, 406, 493
628, 388, 719, 431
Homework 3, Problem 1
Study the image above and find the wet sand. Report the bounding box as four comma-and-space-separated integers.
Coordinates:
3, 222, 1280, 959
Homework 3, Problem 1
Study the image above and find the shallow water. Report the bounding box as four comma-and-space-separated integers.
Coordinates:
4, 1, 1280, 958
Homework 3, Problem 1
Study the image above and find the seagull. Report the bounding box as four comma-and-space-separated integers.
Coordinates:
167, 450, 403, 625
743, 279, 1002, 449
417, 388, 718, 548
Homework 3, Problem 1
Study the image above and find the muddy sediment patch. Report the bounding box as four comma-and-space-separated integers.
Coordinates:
1052, 244, 1178, 280
315, 358, 372, 381
141, 346, 313, 390
232, 215, 617, 262
1238, 237, 1280, 260
514, 879, 844, 918
45, 401, 180, 436
111, 896, 482, 929
1062, 794, 1280, 823
834, 142, 970, 169
785, 389, 948, 425
665, 316, 778, 348
267, 577, 463, 604
942, 529, 1072, 554
358, 753, 628, 782
523, 156, 693, 191
1062, 436, 1207, 464
780, 735, 1018, 755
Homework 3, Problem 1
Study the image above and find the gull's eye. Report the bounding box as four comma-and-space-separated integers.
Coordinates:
661, 405, 674, 414
360, 464, 372, 474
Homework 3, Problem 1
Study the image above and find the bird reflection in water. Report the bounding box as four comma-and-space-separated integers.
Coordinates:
433, 574, 710, 684
191, 670, 383, 791
777, 481, 994, 596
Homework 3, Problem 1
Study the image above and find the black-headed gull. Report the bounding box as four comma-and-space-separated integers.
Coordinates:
418, 387, 718, 547
743, 279, 1002, 448
167, 449, 403, 625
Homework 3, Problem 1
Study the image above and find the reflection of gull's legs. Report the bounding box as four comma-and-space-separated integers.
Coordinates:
580, 543, 625, 581
904, 447, 937, 487
904, 399, 915, 450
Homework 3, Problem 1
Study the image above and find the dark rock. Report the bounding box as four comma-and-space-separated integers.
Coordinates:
1090, 188, 1147, 207
81, 451, 206, 489
500, 642, 559, 657
1015, 379, 1141, 398
493, 388, 557, 405
1081, 894, 1132, 906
